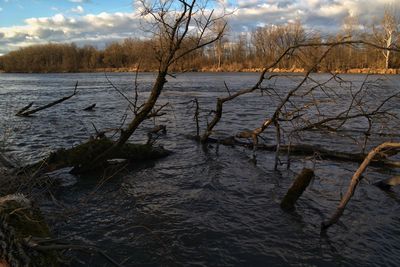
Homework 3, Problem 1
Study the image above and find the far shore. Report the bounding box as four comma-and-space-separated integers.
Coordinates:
1, 67, 400, 75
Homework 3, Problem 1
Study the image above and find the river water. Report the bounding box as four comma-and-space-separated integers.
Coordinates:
0, 72, 399, 266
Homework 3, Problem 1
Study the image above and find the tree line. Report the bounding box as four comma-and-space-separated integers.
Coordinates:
0, 14, 399, 73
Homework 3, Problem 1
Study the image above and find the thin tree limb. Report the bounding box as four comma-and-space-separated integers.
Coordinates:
16, 82, 78, 116
321, 142, 400, 231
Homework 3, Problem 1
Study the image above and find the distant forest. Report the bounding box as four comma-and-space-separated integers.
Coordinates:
1, 20, 399, 73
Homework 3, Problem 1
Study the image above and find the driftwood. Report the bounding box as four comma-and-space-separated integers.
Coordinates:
16, 81, 78, 116
321, 142, 400, 231
83, 103, 96, 111
199, 136, 400, 167
281, 168, 314, 211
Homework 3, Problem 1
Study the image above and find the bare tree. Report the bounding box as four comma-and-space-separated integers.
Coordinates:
251, 21, 306, 68
199, 39, 400, 171
76, 0, 227, 172
213, 19, 228, 69
373, 6, 399, 69
342, 14, 360, 39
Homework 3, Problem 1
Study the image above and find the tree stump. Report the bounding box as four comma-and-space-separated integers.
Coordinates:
280, 168, 314, 211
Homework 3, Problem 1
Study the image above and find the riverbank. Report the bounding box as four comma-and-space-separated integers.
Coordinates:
66, 67, 400, 74
1, 67, 400, 74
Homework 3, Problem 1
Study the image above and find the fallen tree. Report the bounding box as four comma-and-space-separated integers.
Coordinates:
28, 138, 170, 175
15, 0, 227, 175
199, 136, 400, 167
196, 39, 400, 170
67, 0, 227, 174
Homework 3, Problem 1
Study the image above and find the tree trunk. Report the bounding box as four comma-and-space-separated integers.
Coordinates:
72, 71, 168, 173
281, 168, 314, 211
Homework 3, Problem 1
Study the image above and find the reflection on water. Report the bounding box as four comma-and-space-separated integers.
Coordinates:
0, 72, 399, 266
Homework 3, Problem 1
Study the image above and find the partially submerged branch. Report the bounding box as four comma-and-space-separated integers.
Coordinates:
16, 81, 79, 117
83, 103, 96, 111
321, 142, 400, 231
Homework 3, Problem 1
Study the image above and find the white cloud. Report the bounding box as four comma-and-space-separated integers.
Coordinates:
0, 11, 142, 54
227, 0, 399, 33
0, 7, 3, 12
71, 5, 84, 14
0, 0, 397, 55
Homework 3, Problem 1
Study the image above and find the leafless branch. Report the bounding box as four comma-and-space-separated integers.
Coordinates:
16, 82, 78, 117
321, 142, 400, 231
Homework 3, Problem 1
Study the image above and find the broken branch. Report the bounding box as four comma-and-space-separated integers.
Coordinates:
16, 82, 78, 117
321, 142, 400, 231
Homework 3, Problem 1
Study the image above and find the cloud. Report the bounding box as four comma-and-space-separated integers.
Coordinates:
227, 0, 397, 33
0, 11, 142, 54
71, 5, 84, 14
0, 0, 397, 55
0, 7, 3, 12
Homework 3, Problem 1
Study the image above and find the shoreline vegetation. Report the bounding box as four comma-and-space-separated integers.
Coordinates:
1, 67, 400, 75
1, 18, 400, 75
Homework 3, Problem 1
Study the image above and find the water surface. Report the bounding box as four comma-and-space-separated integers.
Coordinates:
0, 72, 399, 266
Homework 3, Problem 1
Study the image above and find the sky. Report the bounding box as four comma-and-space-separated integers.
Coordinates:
0, 0, 397, 55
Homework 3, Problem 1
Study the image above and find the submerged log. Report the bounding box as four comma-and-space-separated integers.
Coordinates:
281, 168, 314, 211
195, 136, 400, 168
28, 138, 170, 175
0, 194, 58, 266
